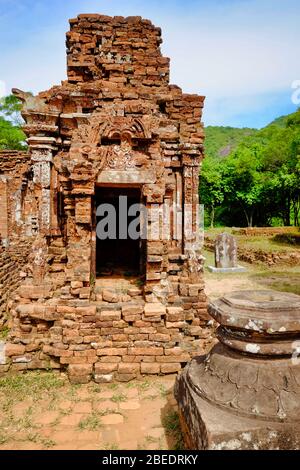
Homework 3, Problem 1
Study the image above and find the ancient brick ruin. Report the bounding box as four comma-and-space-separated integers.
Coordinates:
0, 14, 210, 383
0, 150, 32, 322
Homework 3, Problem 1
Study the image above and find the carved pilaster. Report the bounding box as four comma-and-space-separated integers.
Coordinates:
31, 145, 54, 233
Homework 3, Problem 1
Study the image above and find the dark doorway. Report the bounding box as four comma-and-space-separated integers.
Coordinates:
95, 186, 142, 277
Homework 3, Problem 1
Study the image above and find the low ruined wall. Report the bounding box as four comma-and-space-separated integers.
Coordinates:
0, 242, 32, 325
232, 227, 298, 237
3, 282, 213, 382
205, 236, 300, 266
238, 250, 300, 266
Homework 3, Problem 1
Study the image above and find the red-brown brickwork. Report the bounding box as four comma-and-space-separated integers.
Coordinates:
0, 150, 33, 326
1, 14, 212, 383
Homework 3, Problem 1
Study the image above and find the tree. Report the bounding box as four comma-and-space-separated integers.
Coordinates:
0, 117, 26, 150
222, 143, 265, 227
202, 108, 300, 228
0, 94, 23, 126
0, 94, 26, 150
200, 156, 225, 227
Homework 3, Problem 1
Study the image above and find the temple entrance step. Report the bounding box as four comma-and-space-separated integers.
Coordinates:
94, 275, 143, 299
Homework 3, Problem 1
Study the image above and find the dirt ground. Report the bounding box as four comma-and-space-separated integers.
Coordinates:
0, 373, 180, 450
204, 249, 300, 298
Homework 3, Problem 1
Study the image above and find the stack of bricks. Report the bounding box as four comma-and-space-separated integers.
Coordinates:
2, 14, 213, 383
4, 288, 213, 382
67, 14, 170, 87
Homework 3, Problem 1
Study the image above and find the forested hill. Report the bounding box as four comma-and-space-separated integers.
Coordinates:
201, 108, 300, 228
204, 111, 300, 159
204, 126, 257, 159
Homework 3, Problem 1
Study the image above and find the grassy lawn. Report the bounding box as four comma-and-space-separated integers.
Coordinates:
204, 248, 300, 296
249, 270, 300, 296
205, 227, 300, 253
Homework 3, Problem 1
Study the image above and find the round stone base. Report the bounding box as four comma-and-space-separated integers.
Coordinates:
175, 361, 300, 450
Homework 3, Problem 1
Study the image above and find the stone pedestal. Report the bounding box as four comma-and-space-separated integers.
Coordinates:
175, 290, 300, 449
207, 265, 246, 273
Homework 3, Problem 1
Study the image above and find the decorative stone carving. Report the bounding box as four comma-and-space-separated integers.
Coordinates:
105, 141, 136, 170
175, 290, 300, 449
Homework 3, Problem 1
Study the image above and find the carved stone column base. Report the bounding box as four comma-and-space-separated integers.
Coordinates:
175, 290, 300, 450
175, 357, 300, 450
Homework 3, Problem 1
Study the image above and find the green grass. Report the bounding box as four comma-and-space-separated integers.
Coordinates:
205, 228, 300, 253
78, 413, 103, 431
204, 244, 300, 296
0, 327, 9, 340
111, 393, 127, 403
88, 383, 102, 394
157, 383, 168, 398
238, 235, 299, 253
100, 442, 120, 450
41, 438, 56, 449
137, 380, 151, 391
162, 410, 184, 451
250, 271, 300, 296
108, 383, 119, 391
144, 435, 158, 444
0, 371, 65, 401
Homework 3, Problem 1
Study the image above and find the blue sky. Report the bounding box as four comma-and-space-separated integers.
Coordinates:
0, 0, 299, 128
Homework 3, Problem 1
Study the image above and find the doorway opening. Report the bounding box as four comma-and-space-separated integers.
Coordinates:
95, 186, 144, 278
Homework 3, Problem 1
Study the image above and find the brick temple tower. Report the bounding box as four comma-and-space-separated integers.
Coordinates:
3, 14, 210, 383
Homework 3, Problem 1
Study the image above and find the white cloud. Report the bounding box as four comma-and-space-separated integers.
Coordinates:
160, 0, 300, 100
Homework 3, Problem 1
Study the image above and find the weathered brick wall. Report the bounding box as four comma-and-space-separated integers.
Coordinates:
0, 151, 34, 327
66, 14, 170, 87
0, 241, 32, 326
6, 291, 213, 381
0, 150, 32, 243
0, 176, 8, 244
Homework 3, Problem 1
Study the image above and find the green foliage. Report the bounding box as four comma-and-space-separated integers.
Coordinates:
0, 371, 65, 400
202, 109, 300, 227
0, 326, 9, 339
0, 94, 23, 125
162, 410, 184, 451
78, 413, 103, 430
0, 94, 26, 150
0, 117, 26, 150
204, 126, 256, 159
200, 156, 224, 227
